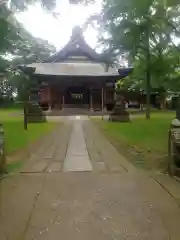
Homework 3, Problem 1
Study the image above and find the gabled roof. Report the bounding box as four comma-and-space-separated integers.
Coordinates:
44, 26, 111, 64
25, 62, 132, 81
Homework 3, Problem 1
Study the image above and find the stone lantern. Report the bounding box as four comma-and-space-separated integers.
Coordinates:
18, 66, 46, 128
109, 89, 130, 122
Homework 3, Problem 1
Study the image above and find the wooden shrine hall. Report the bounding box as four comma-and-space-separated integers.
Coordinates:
27, 26, 132, 112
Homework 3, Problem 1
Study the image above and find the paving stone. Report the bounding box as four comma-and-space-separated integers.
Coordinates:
53, 123, 72, 161
46, 162, 62, 172
63, 121, 92, 172
22, 124, 71, 173
83, 121, 128, 173
92, 162, 107, 172
24, 159, 50, 173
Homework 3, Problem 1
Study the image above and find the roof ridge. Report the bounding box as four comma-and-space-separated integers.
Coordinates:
43, 27, 111, 64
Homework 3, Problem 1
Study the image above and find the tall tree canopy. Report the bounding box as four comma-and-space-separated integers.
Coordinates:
0, 3, 56, 100
8, 0, 94, 11
0, 5, 55, 59
87, 0, 180, 118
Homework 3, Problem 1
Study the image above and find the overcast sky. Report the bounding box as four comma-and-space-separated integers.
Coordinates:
15, 0, 102, 50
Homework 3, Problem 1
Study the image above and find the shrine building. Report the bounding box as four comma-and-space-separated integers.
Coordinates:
27, 26, 132, 112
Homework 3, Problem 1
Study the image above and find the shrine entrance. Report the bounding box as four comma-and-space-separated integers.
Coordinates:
65, 85, 90, 108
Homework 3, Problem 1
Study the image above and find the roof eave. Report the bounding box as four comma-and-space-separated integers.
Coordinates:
118, 67, 133, 76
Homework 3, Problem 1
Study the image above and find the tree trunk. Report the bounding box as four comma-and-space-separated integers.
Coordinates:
24, 101, 28, 130
145, 27, 151, 120
140, 103, 144, 112
140, 92, 144, 111
161, 93, 167, 109
146, 69, 151, 119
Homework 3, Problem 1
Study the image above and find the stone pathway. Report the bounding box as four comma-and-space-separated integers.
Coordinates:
1, 117, 180, 239
63, 120, 92, 172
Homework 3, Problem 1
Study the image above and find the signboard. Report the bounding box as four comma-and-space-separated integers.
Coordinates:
70, 93, 84, 99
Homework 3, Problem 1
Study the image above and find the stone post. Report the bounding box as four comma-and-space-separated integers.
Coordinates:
167, 96, 180, 177
176, 96, 180, 121
168, 118, 180, 176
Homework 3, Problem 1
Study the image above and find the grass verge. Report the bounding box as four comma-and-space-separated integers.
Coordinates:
93, 112, 175, 172
7, 160, 24, 173
0, 109, 57, 173
5, 121, 56, 155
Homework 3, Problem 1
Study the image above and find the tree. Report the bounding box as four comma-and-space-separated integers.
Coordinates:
0, 4, 56, 101
8, 0, 94, 11
90, 0, 180, 118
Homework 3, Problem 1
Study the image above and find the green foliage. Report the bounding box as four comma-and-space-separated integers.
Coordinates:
0, 6, 21, 55
91, 0, 180, 117
88, 0, 180, 118
9, 0, 94, 11
0, 4, 56, 100
0, 4, 55, 58
9, 0, 56, 11
97, 0, 180, 87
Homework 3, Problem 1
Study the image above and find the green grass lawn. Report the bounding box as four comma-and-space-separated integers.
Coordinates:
0, 108, 57, 173
93, 112, 175, 171
0, 109, 56, 155
4, 121, 56, 154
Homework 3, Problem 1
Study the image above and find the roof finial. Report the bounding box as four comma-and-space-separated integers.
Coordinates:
71, 26, 83, 39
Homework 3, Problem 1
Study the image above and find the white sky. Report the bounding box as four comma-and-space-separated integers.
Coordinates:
15, 0, 102, 50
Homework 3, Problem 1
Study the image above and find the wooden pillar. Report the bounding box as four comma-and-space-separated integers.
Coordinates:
101, 87, 104, 112
104, 88, 106, 106
62, 93, 65, 109
47, 87, 52, 110
90, 89, 93, 111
